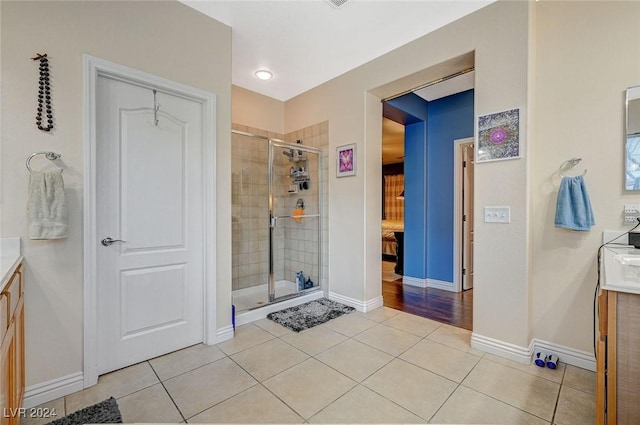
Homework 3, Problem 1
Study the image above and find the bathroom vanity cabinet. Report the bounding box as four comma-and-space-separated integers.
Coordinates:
596, 289, 640, 424
1, 262, 25, 425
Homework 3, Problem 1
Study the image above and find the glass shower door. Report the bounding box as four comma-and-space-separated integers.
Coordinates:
269, 140, 321, 302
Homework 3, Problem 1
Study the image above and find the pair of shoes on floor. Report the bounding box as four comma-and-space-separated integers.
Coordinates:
534, 352, 559, 369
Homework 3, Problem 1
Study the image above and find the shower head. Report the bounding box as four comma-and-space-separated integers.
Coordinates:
282, 150, 293, 158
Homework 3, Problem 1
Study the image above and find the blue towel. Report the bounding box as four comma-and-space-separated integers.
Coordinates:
555, 175, 595, 231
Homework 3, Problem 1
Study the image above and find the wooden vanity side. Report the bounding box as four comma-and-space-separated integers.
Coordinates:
0, 263, 24, 425
607, 293, 617, 425
616, 292, 640, 423
596, 290, 608, 425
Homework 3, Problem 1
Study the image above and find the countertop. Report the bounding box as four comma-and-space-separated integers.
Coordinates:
602, 245, 640, 295
0, 238, 23, 292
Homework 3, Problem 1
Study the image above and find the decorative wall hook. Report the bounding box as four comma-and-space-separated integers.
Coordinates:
153, 90, 160, 126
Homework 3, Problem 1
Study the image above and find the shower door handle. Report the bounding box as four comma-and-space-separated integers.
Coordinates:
270, 216, 278, 228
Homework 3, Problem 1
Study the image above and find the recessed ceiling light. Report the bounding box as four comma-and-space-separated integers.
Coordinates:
255, 69, 273, 81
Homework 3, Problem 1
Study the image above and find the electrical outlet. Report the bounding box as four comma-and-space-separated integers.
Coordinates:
624, 215, 639, 223
625, 204, 640, 214
484, 206, 510, 223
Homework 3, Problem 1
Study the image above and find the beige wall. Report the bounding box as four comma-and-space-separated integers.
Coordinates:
285, 0, 532, 346
232, 85, 285, 134
0, 0, 232, 390
531, 1, 640, 352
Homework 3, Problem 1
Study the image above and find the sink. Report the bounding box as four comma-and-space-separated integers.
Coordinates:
603, 246, 640, 293
614, 253, 640, 267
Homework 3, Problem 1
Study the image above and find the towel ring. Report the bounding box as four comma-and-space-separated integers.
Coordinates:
26, 151, 62, 173
558, 157, 587, 178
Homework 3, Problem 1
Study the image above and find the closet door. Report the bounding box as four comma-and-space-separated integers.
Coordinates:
96, 75, 204, 374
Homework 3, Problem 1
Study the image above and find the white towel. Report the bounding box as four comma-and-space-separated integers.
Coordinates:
27, 170, 68, 239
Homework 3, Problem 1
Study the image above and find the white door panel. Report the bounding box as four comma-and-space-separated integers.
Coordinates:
96, 75, 204, 374
121, 109, 186, 251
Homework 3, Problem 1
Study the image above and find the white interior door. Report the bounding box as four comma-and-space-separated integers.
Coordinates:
462, 142, 474, 290
96, 75, 204, 374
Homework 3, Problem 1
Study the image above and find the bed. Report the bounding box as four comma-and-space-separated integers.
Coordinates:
382, 219, 404, 259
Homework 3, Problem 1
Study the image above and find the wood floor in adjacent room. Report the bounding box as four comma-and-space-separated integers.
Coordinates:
382, 261, 473, 331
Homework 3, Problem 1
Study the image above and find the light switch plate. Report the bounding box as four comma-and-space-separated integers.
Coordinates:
484, 206, 510, 223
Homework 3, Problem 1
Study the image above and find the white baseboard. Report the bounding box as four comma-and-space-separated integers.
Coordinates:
215, 325, 235, 344
532, 339, 596, 372
472, 333, 597, 371
328, 292, 383, 312
426, 278, 455, 292
23, 372, 84, 408
402, 276, 427, 288
471, 333, 532, 364
402, 276, 456, 292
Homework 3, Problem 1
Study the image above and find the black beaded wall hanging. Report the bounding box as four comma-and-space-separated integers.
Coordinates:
32, 53, 54, 132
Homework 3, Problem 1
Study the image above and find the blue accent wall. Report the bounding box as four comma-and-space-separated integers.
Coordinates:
426, 90, 474, 282
404, 121, 427, 278
385, 90, 473, 283
386, 94, 428, 279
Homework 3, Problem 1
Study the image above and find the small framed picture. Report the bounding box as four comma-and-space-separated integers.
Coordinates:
477, 108, 521, 163
336, 143, 356, 177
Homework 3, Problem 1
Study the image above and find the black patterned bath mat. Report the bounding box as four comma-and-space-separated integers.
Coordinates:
267, 298, 355, 332
45, 397, 122, 425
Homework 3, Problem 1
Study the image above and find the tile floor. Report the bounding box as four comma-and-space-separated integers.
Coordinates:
25, 307, 595, 424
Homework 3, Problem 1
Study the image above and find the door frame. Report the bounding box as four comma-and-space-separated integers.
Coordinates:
453, 137, 474, 293
82, 55, 217, 387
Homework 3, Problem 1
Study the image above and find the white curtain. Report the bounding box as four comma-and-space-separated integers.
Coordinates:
384, 174, 404, 220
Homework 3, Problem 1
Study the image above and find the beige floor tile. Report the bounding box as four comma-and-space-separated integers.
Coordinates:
357, 306, 400, 322
553, 386, 596, 425
431, 385, 549, 425
462, 359, 560, 421
164, 357, 257, 419
562, 364, 596, 395
353, 323, 421, 356
382, 311, 442, 337
66, 362, 159, 413
309, 385, 425, 424
21, 398, 65, 425
400, 339, 481, 383
117, 383, 183, 423
362, 359, 457, 420
426, 324, 483, 355
187, 385, 304, 423
280, 325, 347, 356
149, 343, 226, 381
230, 338, 309, 381
321, 312, 377, 336
484, 353, 566, 384
262, 358, 357, 419
215, 323, 274, 355
315, 339, 394, 382
253, 317, 295, 337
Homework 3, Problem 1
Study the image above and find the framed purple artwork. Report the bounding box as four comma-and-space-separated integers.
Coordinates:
336, 143, 356, 177
477, 108, 520, 162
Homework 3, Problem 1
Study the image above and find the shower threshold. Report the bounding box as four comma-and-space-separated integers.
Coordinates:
233, 280, 318, 312
233, 282, 323, 326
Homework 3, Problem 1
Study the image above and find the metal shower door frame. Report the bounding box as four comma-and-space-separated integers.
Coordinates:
268, 139, 322, 302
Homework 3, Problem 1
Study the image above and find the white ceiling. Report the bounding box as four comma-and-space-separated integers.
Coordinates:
182, 0, 493, 101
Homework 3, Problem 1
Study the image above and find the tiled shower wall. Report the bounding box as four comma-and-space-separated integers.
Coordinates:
231, 122, 329, 292
285, 121, 329, 290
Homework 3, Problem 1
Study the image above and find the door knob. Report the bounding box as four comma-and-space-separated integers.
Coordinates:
101, 237, 126, 247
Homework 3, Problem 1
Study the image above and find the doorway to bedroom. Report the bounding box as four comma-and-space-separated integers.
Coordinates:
380, 70, 474, 331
